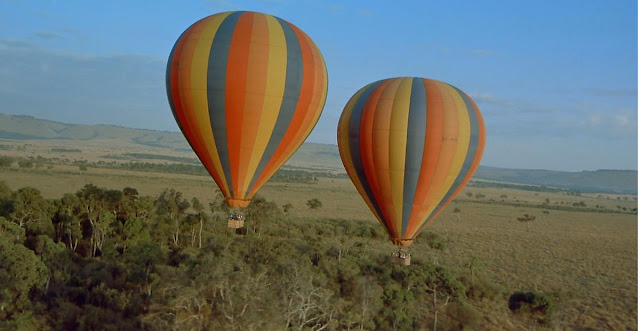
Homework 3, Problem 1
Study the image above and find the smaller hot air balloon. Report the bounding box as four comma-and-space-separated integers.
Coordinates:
166, 11, 328, 228
337, 77, 485, 265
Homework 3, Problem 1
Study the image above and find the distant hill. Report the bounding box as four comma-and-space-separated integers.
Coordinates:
0, 113, 636, 194
474, 166, 636, 194
0, 114, 190, 150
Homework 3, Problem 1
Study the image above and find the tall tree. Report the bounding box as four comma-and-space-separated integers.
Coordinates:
0, 237, 48, 325
154, 189, 190, 247
9, 187, 54, 236
413, 264, 466, 331
53, 193, 81, 251
75, 184, 121, 257
191, 197, 207, 248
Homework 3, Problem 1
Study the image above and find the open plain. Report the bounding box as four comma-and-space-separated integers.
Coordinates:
0, 137, 637, 329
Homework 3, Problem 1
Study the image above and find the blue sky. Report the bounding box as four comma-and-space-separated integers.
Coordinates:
0, 0, 637, 171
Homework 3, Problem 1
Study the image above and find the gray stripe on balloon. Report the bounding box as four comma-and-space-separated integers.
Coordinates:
245, 17, 304, 198
207, 11, 243, 198
400, 78, 427, 236
417, 85, 480, 234
346, 80, 390, 234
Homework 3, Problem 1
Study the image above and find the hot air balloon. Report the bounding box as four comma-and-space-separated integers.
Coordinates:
166, 11, 328, 228
337, 77, 485, 264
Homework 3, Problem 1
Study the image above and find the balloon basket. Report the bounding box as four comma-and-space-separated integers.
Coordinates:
390, 249, 411, 266
227, 219, 244, 229
227, 211, 245, 229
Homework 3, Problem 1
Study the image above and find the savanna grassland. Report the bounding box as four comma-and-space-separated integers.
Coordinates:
0, 138, 637, 330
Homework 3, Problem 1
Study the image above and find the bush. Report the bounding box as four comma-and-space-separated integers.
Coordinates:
508, 291, 555, 324
446, 303, 482, 329
0, 156, 13, 168
307, 198, 322, 210
17, 160, 33, 168
466, 278, 503, 301
420, 232, 447, 250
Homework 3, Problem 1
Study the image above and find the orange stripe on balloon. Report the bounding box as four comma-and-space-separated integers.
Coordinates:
188, 13, 232, 198
467, 94, 486, 175
237, 13, 269, 198
359, 80, 390, 233
225, 12, 253, 196
178, 20, 219, 184
409, 80, 459, 235
281, 25, 326, 157
260, 24, 314, 177
169, 23, 198, 144
171, 19, 221, 188
427, 92, 485, 223
168, 28, 190, 143
247, 23, 325, 197
369, 79, 401, 238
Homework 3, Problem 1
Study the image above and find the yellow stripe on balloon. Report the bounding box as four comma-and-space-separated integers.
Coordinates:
338, 86, 385, 226
371, 79, 400, 237
246, 27, 328, 199
388, 77, 412, 233
269, 31, 327, 173
241, 15, 288, 196
418, 82, 470, 228
190, 13, 232, 197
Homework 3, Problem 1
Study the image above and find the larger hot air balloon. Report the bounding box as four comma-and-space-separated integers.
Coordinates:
166, 11, 328, 226
337, 77, 485, 263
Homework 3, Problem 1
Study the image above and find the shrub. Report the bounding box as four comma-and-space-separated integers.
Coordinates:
306, 198, 322, 210
466, 278, 503, 301
508, 291, 555, 324
420, 232, 447, 250
0, 156, 13, 168
446, 303, 482, 329
17, 160, 33, 168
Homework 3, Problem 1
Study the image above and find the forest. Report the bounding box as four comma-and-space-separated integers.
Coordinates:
1, 181, 555, 330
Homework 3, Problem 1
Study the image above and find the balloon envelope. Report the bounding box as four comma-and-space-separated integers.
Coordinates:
337, 77, 485, 246
166, 11, 328, 208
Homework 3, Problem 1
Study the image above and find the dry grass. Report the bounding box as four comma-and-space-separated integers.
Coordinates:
0, 140, 637, 329
428, 203, 637, 330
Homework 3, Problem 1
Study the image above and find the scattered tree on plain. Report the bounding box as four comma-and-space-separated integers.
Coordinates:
307, 198, 322, 210
517, 214, 536, 232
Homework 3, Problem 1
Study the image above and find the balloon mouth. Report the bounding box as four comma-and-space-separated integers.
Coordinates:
391, 238, 414, 247
226, 198, 251, 208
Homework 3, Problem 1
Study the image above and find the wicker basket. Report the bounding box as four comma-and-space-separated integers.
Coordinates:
227, 219, 244, 229
389, 254, 411, 265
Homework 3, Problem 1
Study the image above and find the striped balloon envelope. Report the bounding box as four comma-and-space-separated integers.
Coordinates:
166, 11, 328, 208
337, 77, 485, 247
